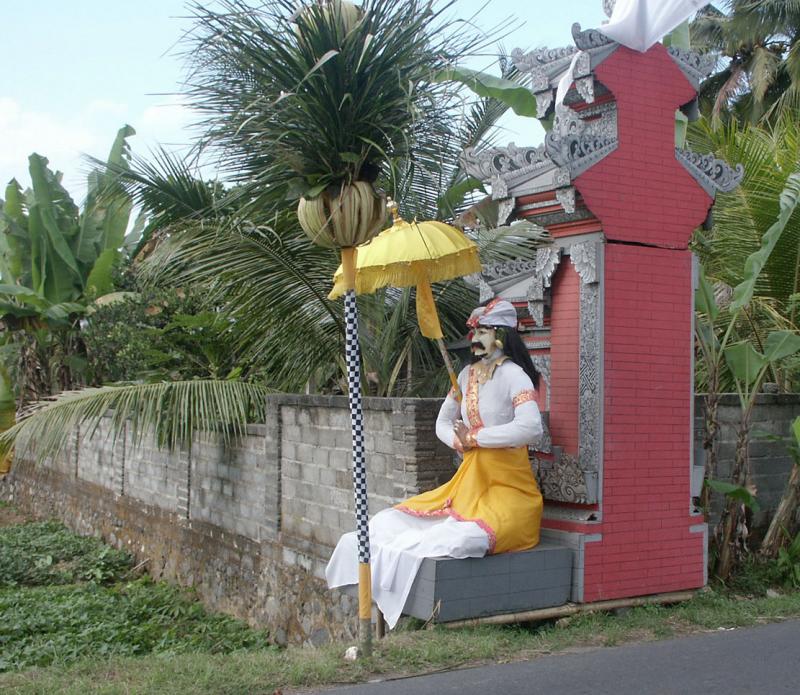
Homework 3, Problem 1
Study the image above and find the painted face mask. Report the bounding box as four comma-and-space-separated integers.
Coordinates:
471, 326, 497, 357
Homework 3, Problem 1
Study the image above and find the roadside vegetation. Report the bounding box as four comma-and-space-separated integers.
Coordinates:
0, 502, 799, 694
0, 507, 272, 676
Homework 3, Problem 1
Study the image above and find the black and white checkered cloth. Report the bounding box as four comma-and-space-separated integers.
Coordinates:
344, 290, 371, 564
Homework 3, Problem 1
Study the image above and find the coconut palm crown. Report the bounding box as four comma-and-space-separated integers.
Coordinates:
186, 0, 478, 247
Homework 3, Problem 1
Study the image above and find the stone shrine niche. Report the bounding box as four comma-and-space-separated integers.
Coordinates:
465, 239, 603, 506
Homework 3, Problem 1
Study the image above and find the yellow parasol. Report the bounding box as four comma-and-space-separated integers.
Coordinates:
329, 201, 480, 400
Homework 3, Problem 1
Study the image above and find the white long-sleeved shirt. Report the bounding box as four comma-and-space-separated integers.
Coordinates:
435, 356, 543, 449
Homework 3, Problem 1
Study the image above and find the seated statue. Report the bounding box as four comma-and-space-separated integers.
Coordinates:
326, 299, 544, 627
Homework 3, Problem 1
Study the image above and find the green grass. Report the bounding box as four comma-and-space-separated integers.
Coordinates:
2, 510, 800, 694
2, 589, 800, 694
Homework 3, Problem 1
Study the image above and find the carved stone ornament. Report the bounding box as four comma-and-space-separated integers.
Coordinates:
578, 280, 601, 485
491, 174, 508, 200
527, 66, 551, 93
575, 76, 595, 104
460, 143, 551, 186
568, 240, 600, 284
603, 0, 616, 18
537, 453, 589, 504
481, 258, 537, 283
555, 187, 576, 214
571, 23, 614, 51
553, 166, 571, 188
497, 197, 516, 225
511, 45, 577, 72
573, 51, 591, 79
546, 104, 618, 177
526, 247, 561, 327
536, 247, 561, 287
526, 283, 545, 327
667, 47, 717, 88
531, 355, 552, 412
535, 90, 554, 119
675, 148, 744, 197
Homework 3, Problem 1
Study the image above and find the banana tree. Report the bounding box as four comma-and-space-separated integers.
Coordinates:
695, 165, 800, 581
0, 126, 136, 400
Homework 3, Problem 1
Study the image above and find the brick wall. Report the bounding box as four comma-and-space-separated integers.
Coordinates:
586, 244, 704, 601
570, 44, 714, 601
575, 44, 712, 249
548, 260, 582, 453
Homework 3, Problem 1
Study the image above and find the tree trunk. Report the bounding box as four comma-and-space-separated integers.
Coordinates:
700, 386, 720, 514
760, 463, 800, 558
715, 417, 752, 581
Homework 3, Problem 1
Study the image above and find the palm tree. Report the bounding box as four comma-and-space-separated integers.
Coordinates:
1, 0, 543, 454
692, 0, 800, 124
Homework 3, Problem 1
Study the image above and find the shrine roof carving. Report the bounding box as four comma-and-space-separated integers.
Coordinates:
460, 6, 736, 226
675, 148, 745, 198
667, 46, 717, 90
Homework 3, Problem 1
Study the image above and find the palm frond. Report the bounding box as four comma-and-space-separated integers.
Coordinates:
691, 111, 800, 334
1, 379, 272, 464
182, 0, 497, 205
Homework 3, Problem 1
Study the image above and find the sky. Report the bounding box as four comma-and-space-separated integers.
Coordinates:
1, 0, 610, 201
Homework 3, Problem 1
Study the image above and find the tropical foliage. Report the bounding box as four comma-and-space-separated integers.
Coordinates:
692, 0, 800, 124
692, 105, 800, 578
690, 110, 800, 392
183, 0, 486, 203
0, 519, 272, 673
0, 1, 543, 465
0, 127, 138, 402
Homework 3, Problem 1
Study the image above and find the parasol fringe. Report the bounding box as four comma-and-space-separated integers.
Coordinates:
328, 248, 481, 299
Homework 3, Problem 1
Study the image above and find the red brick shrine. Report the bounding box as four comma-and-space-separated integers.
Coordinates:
461, 24, 742, 603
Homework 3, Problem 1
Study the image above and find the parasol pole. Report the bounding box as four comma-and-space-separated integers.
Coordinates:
434, 337, 461, 401
341, 246, 373, 656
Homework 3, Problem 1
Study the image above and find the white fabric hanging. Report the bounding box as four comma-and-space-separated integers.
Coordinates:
555, 0, 707, 107
598, 0, 708, 52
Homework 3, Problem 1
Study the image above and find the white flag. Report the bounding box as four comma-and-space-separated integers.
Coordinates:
599, 0, 708, 52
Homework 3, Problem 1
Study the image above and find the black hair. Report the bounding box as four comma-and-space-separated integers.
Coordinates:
471, 325, 539, 387
500, 327, 539, 388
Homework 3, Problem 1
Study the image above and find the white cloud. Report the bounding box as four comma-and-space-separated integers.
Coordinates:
0, 97, 100, 196
0, 96, 196, 202
86, 99, 129, 118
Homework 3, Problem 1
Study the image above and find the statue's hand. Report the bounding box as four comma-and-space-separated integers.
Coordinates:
453, 420, 471, 450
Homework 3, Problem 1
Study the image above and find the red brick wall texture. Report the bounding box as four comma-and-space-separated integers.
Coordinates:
574, 45, 711, 601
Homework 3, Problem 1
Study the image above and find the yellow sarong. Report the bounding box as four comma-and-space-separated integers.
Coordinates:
395, 446, 543, 554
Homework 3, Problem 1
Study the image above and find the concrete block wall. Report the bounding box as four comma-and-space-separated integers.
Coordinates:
123, 428, 186, 515
76, 420, 122, 493
694, 394, 800, 527
2, 394, 454, 643
190, 426, 272, 541
276, 395, 454, 552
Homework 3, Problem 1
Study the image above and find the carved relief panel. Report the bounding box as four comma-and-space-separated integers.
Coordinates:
467, 240, 604, 505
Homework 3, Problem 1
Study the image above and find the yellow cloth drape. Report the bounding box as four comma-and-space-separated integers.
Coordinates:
395, 447, 543, 555
414, 278, 443, 340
